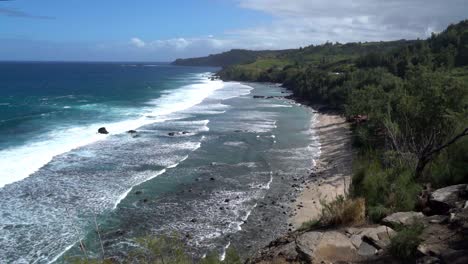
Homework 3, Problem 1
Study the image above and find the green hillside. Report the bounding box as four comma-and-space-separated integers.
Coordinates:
217, 20, 468, 224
172, 49, 291, 67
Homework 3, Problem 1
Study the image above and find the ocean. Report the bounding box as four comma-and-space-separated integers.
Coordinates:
0, 62, 319, 263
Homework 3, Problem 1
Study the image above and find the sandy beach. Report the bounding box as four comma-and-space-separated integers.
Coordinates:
289, 111, 354, 229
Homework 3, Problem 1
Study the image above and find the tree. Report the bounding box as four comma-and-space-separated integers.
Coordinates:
383, 66, 467, 178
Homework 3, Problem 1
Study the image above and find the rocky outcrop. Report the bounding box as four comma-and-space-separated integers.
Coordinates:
298, 231, 360, 263
429, 184, 467, 214
249, 184, 468, 263
346, 225, 395, 250
249, 226, 394, 263
382, 211, 425, 228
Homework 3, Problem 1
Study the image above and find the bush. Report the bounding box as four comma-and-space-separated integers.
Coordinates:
129, 235, 191, 264
352, 154, 422, 221
367, 204, 392, 223
68, 234, 241, 264
319, 196, 366, 227
428, 138, 468, 187
389, 222, 424, 259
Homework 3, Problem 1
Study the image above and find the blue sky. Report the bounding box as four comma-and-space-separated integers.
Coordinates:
1, 0, 467, 61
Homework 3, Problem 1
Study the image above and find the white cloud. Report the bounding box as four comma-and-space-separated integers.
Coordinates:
126, 1, 467, 60
234, 0, 468, 47
130, 37, 146, 48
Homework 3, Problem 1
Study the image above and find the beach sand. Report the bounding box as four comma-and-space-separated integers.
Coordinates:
289, 111, 354, 229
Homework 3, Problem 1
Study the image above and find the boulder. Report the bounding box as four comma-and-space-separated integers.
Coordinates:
416, 256, 442, 264
357, 241, 378, 256
382, 211, 425, 227
98, 127, 109, 134
295, 232, 323, 262
127, 130, 137, 134
429, 184, 467, 214
314, 231, 360, 263
426, 215, 449, 224
296, 231, 360, 263
449, 208, 468, 228
347, 225, 395, 250
168, 132, 176, 136
253, 95, 265, 99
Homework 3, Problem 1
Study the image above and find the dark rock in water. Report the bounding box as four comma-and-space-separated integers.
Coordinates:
190, 218, 197, 223
142, 198, 148, 203
168, 132, 176, 136
98, 127, 109, 134
210, 177, 215, 181
127, 130, 137, 134
253, 95, 265, 99
135, 190, 142, 195
224, 199, 230, 203
182, 131, 190, 134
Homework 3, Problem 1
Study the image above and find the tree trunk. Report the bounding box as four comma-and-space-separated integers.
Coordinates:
415, 157, 429, 179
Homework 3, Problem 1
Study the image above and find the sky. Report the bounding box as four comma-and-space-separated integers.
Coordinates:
0, 0, 467, 62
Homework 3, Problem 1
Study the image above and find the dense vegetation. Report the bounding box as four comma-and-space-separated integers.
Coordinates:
215, 21, 468, 221
172, 49, 291, 67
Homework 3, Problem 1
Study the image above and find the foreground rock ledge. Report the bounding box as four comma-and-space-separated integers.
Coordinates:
248, 225, 394, 264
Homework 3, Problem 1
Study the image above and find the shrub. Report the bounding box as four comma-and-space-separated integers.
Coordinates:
129, 235, 191, 264
389, 222, 424, 259
428, 138, 468, 187
367, 205, 391, 222
319, 196, 366, 227
68, 234, 241, 264
352, 154, 422, 221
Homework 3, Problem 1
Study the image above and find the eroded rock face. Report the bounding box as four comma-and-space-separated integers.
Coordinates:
382, 211, 425, 228
429, 184, 467, 214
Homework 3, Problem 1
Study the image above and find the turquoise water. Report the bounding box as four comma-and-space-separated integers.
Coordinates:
0, 62, 218, 187
0, 63, 319, 263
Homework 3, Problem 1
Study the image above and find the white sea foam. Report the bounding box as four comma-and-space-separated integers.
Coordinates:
167, 155, 189, 169
113, 169, 167, 209
220, 241, 231, 261
0, 75, 224, 188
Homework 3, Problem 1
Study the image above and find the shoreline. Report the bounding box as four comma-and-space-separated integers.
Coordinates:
289, 108, 354, 229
